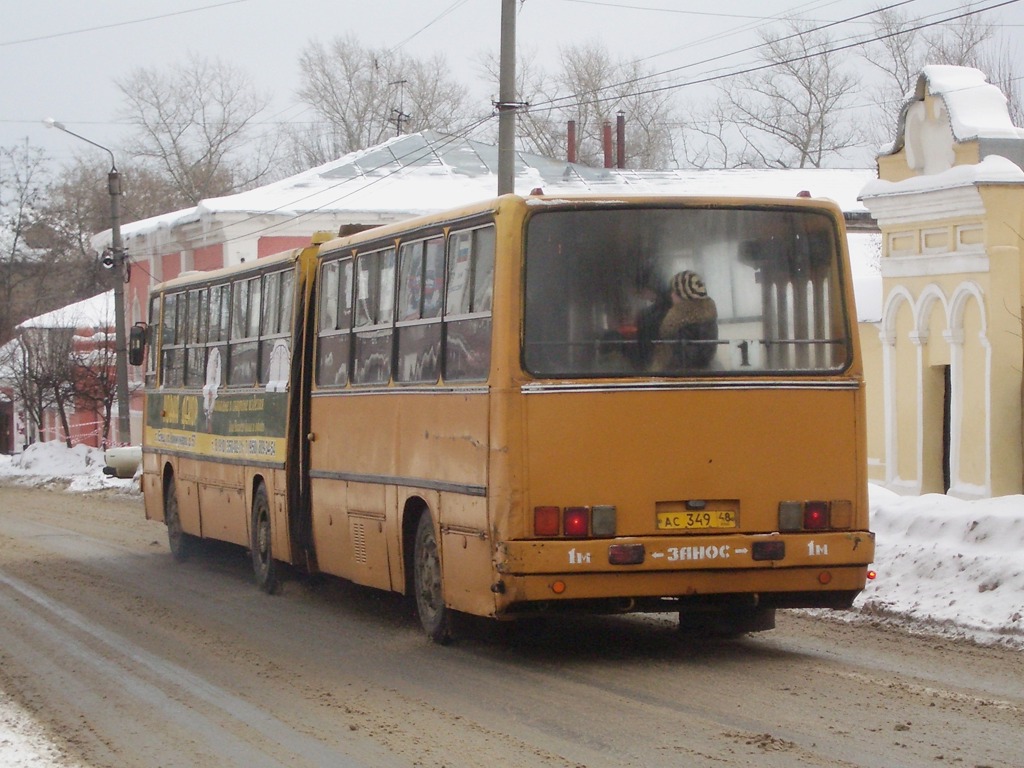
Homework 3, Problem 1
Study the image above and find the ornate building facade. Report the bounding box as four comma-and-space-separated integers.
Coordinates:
860, 66, 1024, 497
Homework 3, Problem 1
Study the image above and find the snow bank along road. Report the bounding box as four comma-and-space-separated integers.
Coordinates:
0, 484, 1021, 768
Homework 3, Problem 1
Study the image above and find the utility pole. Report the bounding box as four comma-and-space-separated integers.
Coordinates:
497, 0, 517, 195
389, 79, 410, 137
44, 118, 132, 446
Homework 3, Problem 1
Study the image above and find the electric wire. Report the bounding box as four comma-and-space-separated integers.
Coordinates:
0, 0, 256, 47
527, 0, 1019, 112
101, 0, 1021, 271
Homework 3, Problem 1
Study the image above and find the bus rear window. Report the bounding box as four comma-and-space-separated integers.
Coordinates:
523, 206, 852, 377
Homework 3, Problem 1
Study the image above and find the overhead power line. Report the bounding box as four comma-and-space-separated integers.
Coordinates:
0, 0, 254, 47
528, 0, 1020, 112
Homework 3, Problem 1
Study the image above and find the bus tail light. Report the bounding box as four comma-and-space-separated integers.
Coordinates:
608, 543, 644, 565
752, 540, 785, 561
778, 500, 848, 531
591, 505, 617, 536
779, 501, 803, 531
804, 501, 829, 530
533, 505, 617, 538
534, 506, 560, 536
829, 499, 852, 529
563, 507, 590, 537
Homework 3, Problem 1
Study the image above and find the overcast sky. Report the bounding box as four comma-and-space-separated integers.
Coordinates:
3, 0, 1024, 166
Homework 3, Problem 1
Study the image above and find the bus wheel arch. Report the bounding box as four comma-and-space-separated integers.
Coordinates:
401, 497, 426, 596
162, 464, 193, 562
405, 499, 453, 644
250, 478, 280, 594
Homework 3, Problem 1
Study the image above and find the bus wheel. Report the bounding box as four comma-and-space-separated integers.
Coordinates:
164, 477, 193, 562
250, 483, 280, 594
413, 512, 452, 644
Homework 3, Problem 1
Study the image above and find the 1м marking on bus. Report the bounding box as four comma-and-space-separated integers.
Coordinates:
568, 548, 591, 564
568, 542, 831, 566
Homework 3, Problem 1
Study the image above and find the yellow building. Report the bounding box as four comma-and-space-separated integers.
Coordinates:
860, 66, 1024, 498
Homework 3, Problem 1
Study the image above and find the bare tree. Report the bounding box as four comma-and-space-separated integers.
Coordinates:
980, 41, 1024, 127
679, 102, 763, 169
706, 20, 863, 168
117, 54, 279, 204
0, 339, 44, 444
46, 156, 187, 252
478, 47, 560, 158
0, 141, 54, 343
862, 4, 1005, 144
289, 35, 473, 170
70, 324, 118, 449
6, 326, 77, 447
487, 41, 677, 168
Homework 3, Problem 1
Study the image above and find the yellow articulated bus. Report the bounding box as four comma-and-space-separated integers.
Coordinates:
136, 193, 875, 643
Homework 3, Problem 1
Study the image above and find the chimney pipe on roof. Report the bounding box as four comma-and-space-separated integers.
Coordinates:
616, 112, 626, 169
603, 121, 613, 168
567, 120, 577, 164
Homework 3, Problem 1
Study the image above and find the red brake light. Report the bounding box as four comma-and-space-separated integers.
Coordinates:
563, 507, 589, 537
752, 540, 786, 561
804, 501, 829, 530
608, 543, 644, 565
534, 506, 560, 536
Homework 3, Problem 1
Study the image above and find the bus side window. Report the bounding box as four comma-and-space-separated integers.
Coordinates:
146, 295, 160, 387
184, 287, 208, 387
206, 284, 229, 390
352, 248, 395, 385
444, 225, 494, 381
317, 258, 354, 387
259, 271, 290, 389
161, 292, 185, 387
396, 236, 444, 384
228, 277, 259, 386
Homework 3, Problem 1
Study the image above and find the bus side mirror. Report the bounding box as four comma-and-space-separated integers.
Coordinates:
128, 322, 147, 366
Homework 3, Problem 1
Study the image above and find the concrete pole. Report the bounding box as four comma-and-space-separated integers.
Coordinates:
108, 170, 132, 445
44, 119, 132, 445
497, 0, 517, 195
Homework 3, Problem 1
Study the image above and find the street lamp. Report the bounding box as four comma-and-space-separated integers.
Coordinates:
44, 118, 132, 446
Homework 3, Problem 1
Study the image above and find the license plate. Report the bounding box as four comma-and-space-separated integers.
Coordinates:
656, 510, 737, 530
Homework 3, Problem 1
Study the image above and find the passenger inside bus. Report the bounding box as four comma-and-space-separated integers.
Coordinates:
648, 270, 719, 371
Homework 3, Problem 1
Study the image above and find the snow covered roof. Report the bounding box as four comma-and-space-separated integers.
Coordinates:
860, 154, 1024, 200
865, 66, 1024, 209
16, 290, 115, 330
109, 130, 875, 245
86, 131, 880, 321
889, 65, 1024, 156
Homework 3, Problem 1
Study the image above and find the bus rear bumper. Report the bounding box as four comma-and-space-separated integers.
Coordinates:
492, 531, 874, 613
493, 565, 869, 616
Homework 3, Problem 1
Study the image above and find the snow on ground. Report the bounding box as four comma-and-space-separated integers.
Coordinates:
0, 442, 1021, 764
0, 696, 85, 768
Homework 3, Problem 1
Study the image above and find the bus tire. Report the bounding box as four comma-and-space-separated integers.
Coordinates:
413, 511, 452, 644
251, 482, 280, 594
164, 476, 194, 562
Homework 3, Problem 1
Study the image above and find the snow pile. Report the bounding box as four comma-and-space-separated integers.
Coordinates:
2, 442, 138, 494
0, 694, 83, 768
858, 485, 1024, 646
